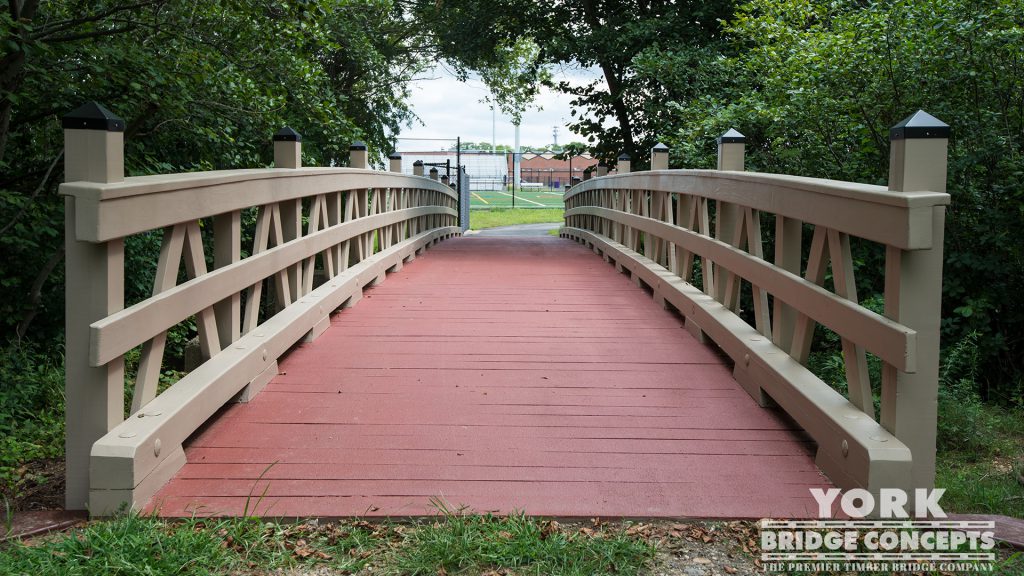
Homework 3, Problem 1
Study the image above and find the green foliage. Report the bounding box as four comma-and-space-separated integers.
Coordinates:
640, 0, 1024, 399
387, 503, 655, 576
1, 0, 427, 346
936, 332, 996, 455
0, 345, 64, 501
421, 0, 736, 163
932, 331, 1024, 515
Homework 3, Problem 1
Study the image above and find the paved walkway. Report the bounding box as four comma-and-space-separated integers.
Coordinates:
148, 236, 829, 518
471, 222, 560, 236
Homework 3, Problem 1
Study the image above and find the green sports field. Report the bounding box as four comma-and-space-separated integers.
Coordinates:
469, 186, 566, 208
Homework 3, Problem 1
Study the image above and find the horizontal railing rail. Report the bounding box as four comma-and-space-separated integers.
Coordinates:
561, 112, 950, 500
61, 102, 460, 514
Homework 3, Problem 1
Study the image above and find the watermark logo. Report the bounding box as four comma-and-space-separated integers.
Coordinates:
759, 488, 996, 573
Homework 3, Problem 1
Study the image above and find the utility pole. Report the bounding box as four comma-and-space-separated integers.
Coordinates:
456, 137, 462, 229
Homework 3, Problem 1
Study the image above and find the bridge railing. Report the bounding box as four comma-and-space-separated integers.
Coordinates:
561, 112, 950, 497
61, 103, 460, 514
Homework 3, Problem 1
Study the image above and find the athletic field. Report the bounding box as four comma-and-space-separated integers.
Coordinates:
469, 187, 565, 208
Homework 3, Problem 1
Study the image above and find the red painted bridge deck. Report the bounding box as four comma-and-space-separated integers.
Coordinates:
148, 236, 831, 518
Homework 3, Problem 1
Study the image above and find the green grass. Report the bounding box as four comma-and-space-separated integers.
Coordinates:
934, 401, 1024, 517
387, 502, 655, 576
469, 207, 564, 229
0, 514, 382, 574
0, 508, 656, 576
470, 187, 565, 208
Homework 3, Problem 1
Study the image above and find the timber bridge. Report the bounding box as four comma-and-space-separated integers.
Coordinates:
61, 103, 950, 518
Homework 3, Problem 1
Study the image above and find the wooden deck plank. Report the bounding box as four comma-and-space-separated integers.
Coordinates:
148, 236, 829, 518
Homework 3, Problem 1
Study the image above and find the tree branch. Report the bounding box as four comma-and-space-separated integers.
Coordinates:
0, 150, 62, 239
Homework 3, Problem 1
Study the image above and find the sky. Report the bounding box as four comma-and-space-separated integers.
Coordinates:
395, 64, 605, 151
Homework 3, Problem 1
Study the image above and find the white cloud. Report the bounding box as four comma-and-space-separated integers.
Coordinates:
396, 64, 609, 150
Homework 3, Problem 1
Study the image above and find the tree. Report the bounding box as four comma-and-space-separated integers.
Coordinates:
415, 0, 736, 164
0, 0, 430, 343
641, 0, 1024, 398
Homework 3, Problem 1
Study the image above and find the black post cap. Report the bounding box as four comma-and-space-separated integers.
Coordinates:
62, 101, 125, 132
388, 152, 401, 159
429, 167, 438, 174
413, 160, 424, 166
617, 152, 631, 161
890, 110, 950, 140
598, 160, 607, 167
717, 129, 745, 144
651, 142, 669, 153
273, 126, 302, 142
350, 141, 368, 151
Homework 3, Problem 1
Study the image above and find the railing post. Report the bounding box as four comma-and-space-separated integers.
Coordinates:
213, 210, 241, 349
617, 153, 631, 174
63, 102, 126, 510
772, 129, 801, 350
275, 128, 304, 303
650, 142, 669, 170
582, 167, 591, 181
389, 152, 402, 173
883, 110, 949, 494
350, 140, 368, 169
413, 160, 424, 176
596, 161, 608, 177
429, 167, 439, 181
715, 130, 745, 308
273, 127, 301, 169
716, 129, 745, 171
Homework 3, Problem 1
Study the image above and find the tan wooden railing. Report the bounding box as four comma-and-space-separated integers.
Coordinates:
61, 103, 459, 514
561, 111, 950, 498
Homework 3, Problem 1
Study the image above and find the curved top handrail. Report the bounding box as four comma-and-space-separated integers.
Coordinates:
564, 169, 949, 207
564, 169, 950, 250
60, 167, 455, 242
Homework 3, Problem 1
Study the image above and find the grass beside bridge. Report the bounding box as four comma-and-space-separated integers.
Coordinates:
468, 207, 564, 230
1, 508, 659, 576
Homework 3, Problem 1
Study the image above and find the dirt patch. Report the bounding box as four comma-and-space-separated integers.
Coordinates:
3, 457, 64, 512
